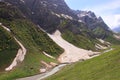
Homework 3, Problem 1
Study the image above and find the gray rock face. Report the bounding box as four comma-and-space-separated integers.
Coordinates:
2, 0, 112, 38
76, 10, 109, 30
3, 0, 78, 33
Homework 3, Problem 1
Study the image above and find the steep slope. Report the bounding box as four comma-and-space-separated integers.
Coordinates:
48, 30, 99, 63
0, 24, 19, 71
75, 10, 112, 38
3, 0, 78, 33
74, 10, 120, 45
0, 2, 63, 80
0, 0, 120, 80
1, 0, 116, 51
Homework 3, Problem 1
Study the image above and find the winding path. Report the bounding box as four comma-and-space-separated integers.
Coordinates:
16, 64, 67, 80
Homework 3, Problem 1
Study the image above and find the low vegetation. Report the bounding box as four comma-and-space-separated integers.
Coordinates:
62, 30, 96, 50
0, 19, 63, 80
0, 26, 19, 71
46, 46, 120, 80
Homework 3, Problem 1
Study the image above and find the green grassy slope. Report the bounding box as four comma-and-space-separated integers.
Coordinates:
58, 19, 97, 51
0, 2, 63, 79
0, 19, 63, 80
0, 26, 19, 71
62, 30, 96, 50
10, 20, 63, 57
46, 46, 120, 80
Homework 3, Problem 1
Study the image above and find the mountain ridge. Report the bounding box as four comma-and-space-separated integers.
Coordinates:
0, 0, 120, 80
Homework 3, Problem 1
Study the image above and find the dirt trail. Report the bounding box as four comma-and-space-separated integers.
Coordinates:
16, 64, 67, 80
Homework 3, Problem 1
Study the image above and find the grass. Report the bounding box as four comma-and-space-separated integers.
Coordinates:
46, 46, 120, 80
62, 30, 96, 50
1, 2, 120, 80
0, 26, 19, 71
105, 34, 120, 45
0, 19, 63, 80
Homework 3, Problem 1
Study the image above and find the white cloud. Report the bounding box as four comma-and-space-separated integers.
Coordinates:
83, 0, 120, 29
102, 14, 120, 29
83, 0, 120, 13
65, 0, 120, 29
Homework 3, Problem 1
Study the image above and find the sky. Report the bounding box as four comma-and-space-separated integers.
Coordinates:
65, 0, 120, 29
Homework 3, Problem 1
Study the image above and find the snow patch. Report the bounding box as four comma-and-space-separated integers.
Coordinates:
61, 14, 73, 20
95, 44, 107, 50
48, 30, 99, 63
0, 23, 11, 32
43, 51, 55, 59
32, 12, 34, 14
0, 23, 27, 71
97, 39, 111, 46
51, 12, 61, 18
5, 37, 27, 71
98, 39, 105, 44
78, 20, 83, 23
20, 0, 25, 3
51, 12, 73, 20
114, 34, 120, 39
53, 4, 58, 7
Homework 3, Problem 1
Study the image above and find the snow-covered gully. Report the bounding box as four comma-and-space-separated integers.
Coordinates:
5, 37, 27, 71
48, 30, 100, 63
0, 23, 27, 71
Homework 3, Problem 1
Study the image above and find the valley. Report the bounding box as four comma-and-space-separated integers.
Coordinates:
0, 0, 120, 80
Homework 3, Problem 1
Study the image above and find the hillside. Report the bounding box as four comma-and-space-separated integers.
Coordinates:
1, 0, 117, 50
0, 2, 63, 80
0, 24, 19, 71
0, 0, 120, 80
46, 46, 120, 80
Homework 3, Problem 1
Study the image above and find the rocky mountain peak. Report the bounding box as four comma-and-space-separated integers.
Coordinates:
75, 10, 109, 31
98, 16, 103, 22
1, 0, 111, 37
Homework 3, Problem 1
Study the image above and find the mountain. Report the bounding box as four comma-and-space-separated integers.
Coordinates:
2, 0, 78, 33
0, 2, 63, 79
75, 10, 111, 38
1, 0, 111, 36
0, 0, 120, 80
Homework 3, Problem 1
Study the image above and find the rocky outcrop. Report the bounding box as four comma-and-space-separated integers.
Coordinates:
1, 0, 113, 39
75, 10, 112, 38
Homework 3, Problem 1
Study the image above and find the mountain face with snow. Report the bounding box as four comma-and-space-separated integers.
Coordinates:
76, 10, 109, 30
1, 0, 114, 45
75, 10, 111, 38
0, 0, 120, 80
1, 0, 110, 36
2, 0, 78, 33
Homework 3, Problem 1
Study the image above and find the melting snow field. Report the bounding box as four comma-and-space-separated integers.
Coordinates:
48, 30, 99, 63
0, 23, 27, 71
